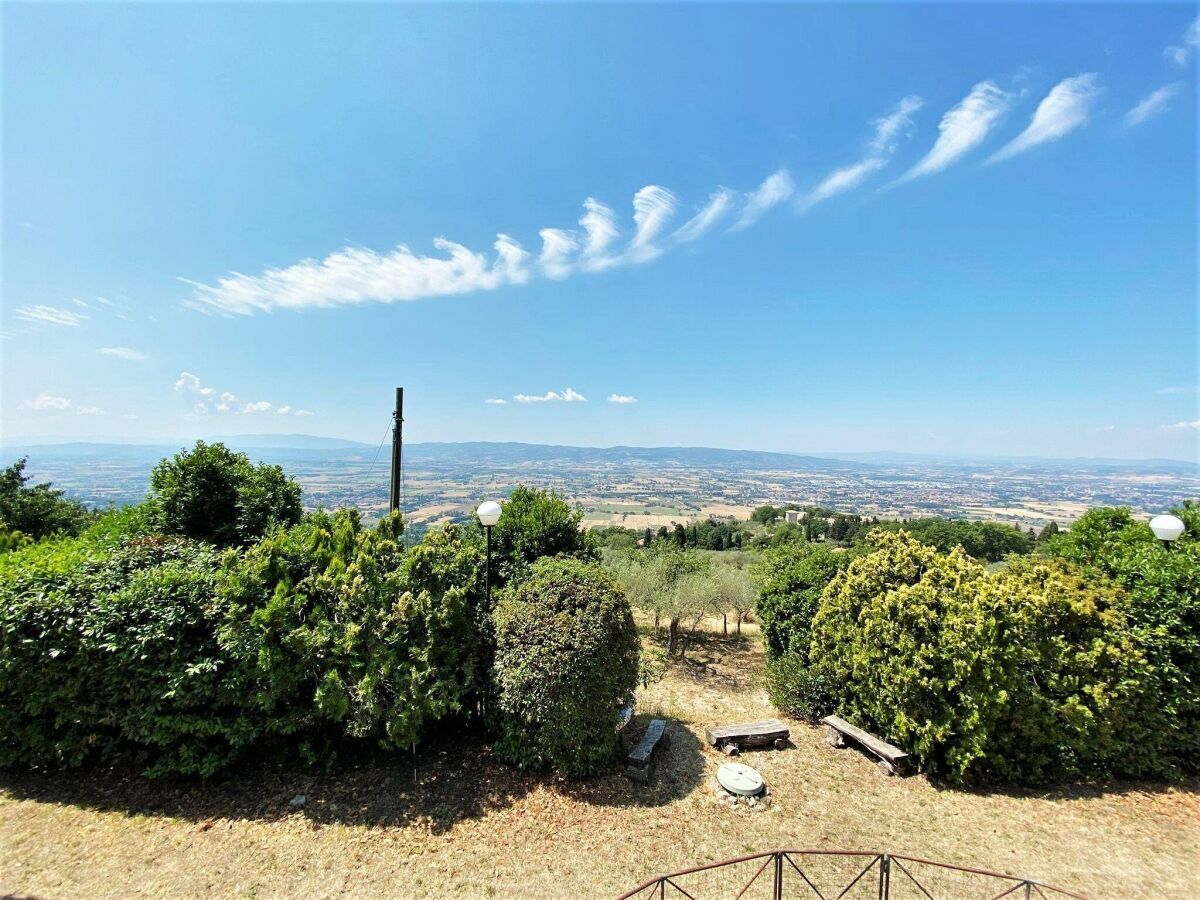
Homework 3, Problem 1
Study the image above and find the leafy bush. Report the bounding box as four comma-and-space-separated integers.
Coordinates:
1046, 504, 1200, 771
0, 530, 242, 775
807, 531, 1159, 784
0, 507, 490, 776
0, 457, 93, 540
493, 558, 639, 776
148, 441, 302, 547
489, 485, 595, 585
753, 542, 848, 661
766, 653, 837, 722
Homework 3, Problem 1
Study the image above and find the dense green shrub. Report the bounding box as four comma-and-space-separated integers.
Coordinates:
0, 528, 245, 775
765, 653, 838, 722
1046, 504, 1199, 771
753, 543, 848, 661
493, 558, 639, 776
807, 531, 1157, 784
488, 485, 595, 585
217, 512, 485, 759
0, 457, 93, 540
148, 441, 302, 547
0, 507, 490, 776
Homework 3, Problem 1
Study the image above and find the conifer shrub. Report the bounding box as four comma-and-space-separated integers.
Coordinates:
217, 512, 485, 759
493, 557, 639, 776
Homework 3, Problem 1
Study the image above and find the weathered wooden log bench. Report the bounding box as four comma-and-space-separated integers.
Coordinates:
704, 719, 789, 756
821, 715, 914, 776
624, 718, 668, 783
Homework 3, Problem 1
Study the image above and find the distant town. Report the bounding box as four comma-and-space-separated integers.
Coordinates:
5, 436, 1196, 536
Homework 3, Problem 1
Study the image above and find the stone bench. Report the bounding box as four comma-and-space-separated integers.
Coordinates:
624, 718, 668, 783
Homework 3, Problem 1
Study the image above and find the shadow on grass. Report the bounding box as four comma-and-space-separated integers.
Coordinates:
0, 716, 709, 833
0, 734, 540, 835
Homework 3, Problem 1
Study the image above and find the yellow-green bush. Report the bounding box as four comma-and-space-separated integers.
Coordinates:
808, 531, 1160, 784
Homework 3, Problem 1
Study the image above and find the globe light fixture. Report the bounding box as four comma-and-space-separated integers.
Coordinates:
1149, 514, 1185, 549
477, 500, 502, 605
476, 500, 502, 528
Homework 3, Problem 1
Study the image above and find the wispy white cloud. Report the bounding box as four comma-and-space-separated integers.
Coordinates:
1162, 420, 1200, 429
538, 228, 577, 280
895, 81, 1011, 183
184, 238, 527, 316
76, 406, 106, 416
485, 398, 508, 405
579, 198, 620, 271
15, 305, 88, 327
1157, 385, 1198, 394
628, 185, 678, 262
294, 409, 314, 417
513, 388, 587, 404
216, 391, 238, 412
21, 393, 73, 411
1125, 82, 1183, 127
801, 95, 924, 210
1165, 16, 1200, 68
987, 74, 1102, 164
276, 405, 293, 415
607, 393, 638, 404
732, 170, 795, 231
99, 346, 147, 361
242, 400, 273, 413
673, 188, 737, 243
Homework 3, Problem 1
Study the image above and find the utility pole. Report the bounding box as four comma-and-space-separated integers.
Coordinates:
389, 387, 403, 514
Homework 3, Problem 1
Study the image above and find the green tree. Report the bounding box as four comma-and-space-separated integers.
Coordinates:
488, 485, 594, 586
147, 442, 301, 547
1039, 521, 1060, 542
493, 558, 639, 777
0, 457, 92, 540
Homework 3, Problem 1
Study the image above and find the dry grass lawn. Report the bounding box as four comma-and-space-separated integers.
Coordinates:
2, 629, 1197, 899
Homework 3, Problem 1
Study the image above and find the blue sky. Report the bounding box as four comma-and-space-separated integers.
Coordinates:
3, 3, 1197, 459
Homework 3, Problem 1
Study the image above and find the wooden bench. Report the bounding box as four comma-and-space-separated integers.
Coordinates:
704, 719, 790, 756
821, 715, 913, 776
624, 718, 668, 783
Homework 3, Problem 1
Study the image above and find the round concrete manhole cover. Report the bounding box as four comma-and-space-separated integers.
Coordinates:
717, 762, 764, 796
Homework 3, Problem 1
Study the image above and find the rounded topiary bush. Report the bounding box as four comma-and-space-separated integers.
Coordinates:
493, 557, 639, 777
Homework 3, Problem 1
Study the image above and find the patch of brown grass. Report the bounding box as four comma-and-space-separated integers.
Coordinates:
2, 632, 1197, 898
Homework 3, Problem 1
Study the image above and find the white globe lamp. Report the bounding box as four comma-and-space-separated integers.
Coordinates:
1149, 514, 1185, 548
476, 500, 502, 528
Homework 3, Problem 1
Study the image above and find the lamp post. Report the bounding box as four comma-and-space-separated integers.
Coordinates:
476, 500, 502, 604
1149, 514, 1185, 550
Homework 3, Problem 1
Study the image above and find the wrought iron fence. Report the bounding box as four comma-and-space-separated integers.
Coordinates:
616, 850, 1088, 900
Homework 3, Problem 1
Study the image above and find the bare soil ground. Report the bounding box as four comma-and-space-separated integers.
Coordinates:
2, 630, 1197, 899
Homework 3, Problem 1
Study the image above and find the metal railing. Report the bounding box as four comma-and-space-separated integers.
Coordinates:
616, 850, 1088, 900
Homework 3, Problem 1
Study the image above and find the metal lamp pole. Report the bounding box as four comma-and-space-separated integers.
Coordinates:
476, 501, 502, 604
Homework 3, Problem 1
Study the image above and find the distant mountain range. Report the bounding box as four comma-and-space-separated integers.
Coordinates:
2, 435, 1196, 475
